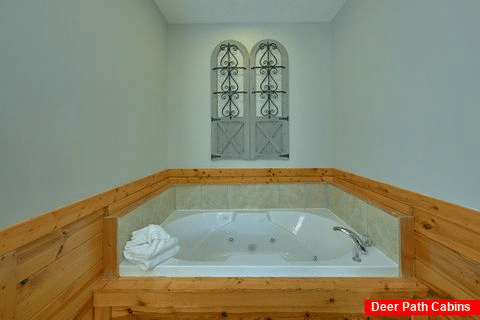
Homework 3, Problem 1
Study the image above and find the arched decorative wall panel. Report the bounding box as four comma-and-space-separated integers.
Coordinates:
211, 39, 288, 160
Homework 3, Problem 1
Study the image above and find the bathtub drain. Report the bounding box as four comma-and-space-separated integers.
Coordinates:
248, 244, 257, 252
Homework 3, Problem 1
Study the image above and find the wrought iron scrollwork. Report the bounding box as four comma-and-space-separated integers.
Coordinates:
252, 42, 286, 118
212, 43, 247, 119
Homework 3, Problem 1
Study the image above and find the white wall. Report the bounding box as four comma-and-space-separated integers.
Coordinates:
167, 23, 333, 168
332, 0, 480, 210
0, 0, 169, 228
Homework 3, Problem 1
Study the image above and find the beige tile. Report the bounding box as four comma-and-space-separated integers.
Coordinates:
176, 185, 202, 209
343, 193, 368, 235
279, 184, 305, 208
335, 188, 350, 221
158, 187, 175, 222
117, 187, 176, 263
136, 187, 176, 226
367, 204, 399, 263
228, 184, 279, 209
202, 185, 228, 209
305, 183, 328, 208
117, 210, 143, 262
327, 184, 340, 214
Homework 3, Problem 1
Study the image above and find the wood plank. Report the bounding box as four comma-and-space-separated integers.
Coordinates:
333, 169, 479, 233
96, 290, 374, 313
16, 209, 103, 282
95, 307, 112, 320
97, 289, 426, 315
413, 207, 480, 263
332, 177, 412, 216
416, 260, 470, 300
31, 261, 102, 320
95, 278, 427, 315
111, 308, 367, 320
103, 217, 118, 279
100, 277, 425, 292
73, 298, 94, 320
167, 168, 335, 178
415, 233, 480, 298
169, 176, 333, 185
399, 216, 415, 279
0, 251, 16, 320
16, 233, 103, 320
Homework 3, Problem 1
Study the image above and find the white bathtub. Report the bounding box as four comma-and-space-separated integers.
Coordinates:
119, 209, 398, 277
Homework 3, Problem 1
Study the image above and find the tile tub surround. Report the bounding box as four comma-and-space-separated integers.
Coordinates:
117, 188, 175, 263
120, 183, 400, 264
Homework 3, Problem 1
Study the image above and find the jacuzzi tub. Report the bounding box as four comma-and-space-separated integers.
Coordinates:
119, 208, 398, 277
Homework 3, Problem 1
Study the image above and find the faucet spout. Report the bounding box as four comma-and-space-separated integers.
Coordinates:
333, 226, 369, 255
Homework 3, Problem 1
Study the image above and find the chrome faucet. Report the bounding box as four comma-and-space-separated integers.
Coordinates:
333, 226, 371, 262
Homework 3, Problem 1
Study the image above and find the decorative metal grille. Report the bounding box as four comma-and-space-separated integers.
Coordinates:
252, 42, 286, 119
212, 43, 247, 119
211, 39, 288, 161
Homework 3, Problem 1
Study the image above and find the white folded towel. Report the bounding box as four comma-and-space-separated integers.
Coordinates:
124, 224, 180, 270
126, 245, 180, 271
125, 224, 172, 247
124, 237, 178, 260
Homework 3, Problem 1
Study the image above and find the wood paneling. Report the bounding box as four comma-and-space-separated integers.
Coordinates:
16, 234, 103, 319
413, 207, 480, 263
95, 278, 427, 318
15, 209, 103, 282
32, 263, 102, 320
0, 251, 16, 320
416, 233, 480, 298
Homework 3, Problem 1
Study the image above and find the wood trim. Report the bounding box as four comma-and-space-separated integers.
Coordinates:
107, 180, 171, 217
103, 217, 118, 280
400, 216, 415, 279
168, 168, 334, 185
331, 177, 412, 216
166, 168, 335, 178
110, 308, 368, 320
333, 169, 478, 229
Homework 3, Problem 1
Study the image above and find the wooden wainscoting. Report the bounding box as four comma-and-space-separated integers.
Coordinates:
0, 170, 171, 319
94, 277, 428, 320
1, 167, 478, 319
333, 169, 480, 299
